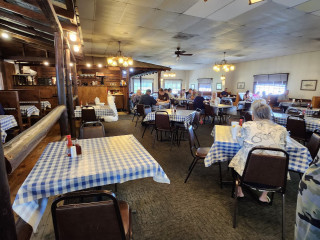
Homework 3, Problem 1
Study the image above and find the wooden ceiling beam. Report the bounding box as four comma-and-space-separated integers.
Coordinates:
0, 1, 47, 22
0, 19, 53, 40
0, 9, 53, 34
4, 56, 55, 63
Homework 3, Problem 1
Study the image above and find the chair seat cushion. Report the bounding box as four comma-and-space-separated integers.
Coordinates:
196, 147, 210, 158
118, 200, 130, 236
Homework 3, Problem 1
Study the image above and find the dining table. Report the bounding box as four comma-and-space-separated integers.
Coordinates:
286, 107, 320, 117
206, 125, 312, 173
74, 105, 115, 118
20, 101, 52, 110
0, 115, 18, 142
273, 112, 320, 132
144, 109, 196, 128
12, 134, 170, 232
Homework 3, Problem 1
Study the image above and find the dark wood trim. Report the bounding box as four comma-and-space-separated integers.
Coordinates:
157, 71, 161, 89
5, 56, 55, 63
0, 141, 17, 240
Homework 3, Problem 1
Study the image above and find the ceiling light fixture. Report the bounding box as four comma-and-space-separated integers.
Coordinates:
163, 72, 176, 78
69, 62, 74, 67
249, 0, 264, 5
69, 32, 77, 42
107, 41, 133, 67
43, 61, 49, 66
86, 63, 91, 67
73, 45, 80, 52
221, 75, 226, 81
213, 52, 235, 73
1, 32, 9, 39
129, 68, 134, 72
97, 63, 102, 68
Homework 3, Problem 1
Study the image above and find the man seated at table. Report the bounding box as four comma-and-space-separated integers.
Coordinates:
157, 88, 170, 103
139, 89, 158, 107
277, 90, 290, 112
168, 88, 174, 99
186, 89, 193, 99
229, 100, 287, 203
221, 88, 228, 97
131, 89, 142, 106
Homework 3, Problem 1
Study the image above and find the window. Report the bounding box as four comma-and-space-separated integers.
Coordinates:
198, 83, 212, 92
253, 73, 288, 95
164, 80, 182, 94
132, 78, 153, 93
197, 78, 213, 92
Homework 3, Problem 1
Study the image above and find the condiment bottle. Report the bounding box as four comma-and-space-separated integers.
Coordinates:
75, 139, 82, 155
80, 100, 83, 108
239, 119, 243, 126
66, 135, 73, 157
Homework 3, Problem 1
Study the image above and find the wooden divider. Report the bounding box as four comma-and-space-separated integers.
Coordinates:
77, 86, 109, 105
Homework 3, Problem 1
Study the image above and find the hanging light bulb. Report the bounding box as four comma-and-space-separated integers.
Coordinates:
97, 63, 102, 68
1, 32, 9, 39
69, 32, 77, 42
128, 58, 133, 65
112, 61, 117, 66
73, 45, 80, 52
69, 62, 74, 67
230, 65, 235, 71
118, 57, 124, 64
43, 61, 49, 66
123, 61, 129, 67
221, 75, 226, 80
86, 63, 91, 67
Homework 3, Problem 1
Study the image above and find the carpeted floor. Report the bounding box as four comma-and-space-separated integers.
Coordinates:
103, 114, 299, 240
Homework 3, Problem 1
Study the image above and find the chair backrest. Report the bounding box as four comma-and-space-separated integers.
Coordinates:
244, 112, 252, 122
52, 191, 127, 240
79, 121, 105, 139
187, 125, 197, 157
286, 116, 306, 140
136, 104, 145, 117
286, 108, 301, 116
306, 133, 320, 161
192, 109, 201, 126
155, 111, 170, 130
204, 104, 215, 116
242, 147, 289, 193
81, 108, 97, 122
244, 102, 252, 110
221, 99, 232, 105
187, 102, 194, 110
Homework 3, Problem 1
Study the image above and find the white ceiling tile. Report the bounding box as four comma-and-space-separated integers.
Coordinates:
77, 0, 95, 20
295, 0, 320, 12
207, 0, 266, 22
140, 9, 180, 29
273, 0, 310, 8
184, 0, 234, 18
158, 0, 199, 14
311, 9, 320, 16
127, 0, 164, 8
165, 15, 202, 33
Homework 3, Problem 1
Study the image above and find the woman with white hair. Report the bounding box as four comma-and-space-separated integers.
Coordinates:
210, 91, 220, 107
229, 100, 288, 203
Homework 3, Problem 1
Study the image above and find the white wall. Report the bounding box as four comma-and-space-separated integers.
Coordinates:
187, 65, 232, 92
228, 51, 320, 99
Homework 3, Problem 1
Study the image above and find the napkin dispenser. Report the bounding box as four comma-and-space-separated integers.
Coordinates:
95, 97, 100, 104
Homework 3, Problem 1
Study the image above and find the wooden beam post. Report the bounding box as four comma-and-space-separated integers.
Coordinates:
0, 141, 17, 240
65, 48, 76, 138
125, 68, 130, 113
54, 32, 69, 136
72, 64, 79, 106
158, 71, 162, 90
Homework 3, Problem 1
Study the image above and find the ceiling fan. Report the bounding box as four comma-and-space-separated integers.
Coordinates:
174, 47, 193, 61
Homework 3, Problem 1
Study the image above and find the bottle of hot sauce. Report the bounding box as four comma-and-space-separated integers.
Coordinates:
66, 135, 73, 157
239, 119, 243, 126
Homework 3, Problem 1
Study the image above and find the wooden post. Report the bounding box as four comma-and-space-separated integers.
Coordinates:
54, 32, 69, 136
0, 141, 17, 240
65, 48, 76, 138
72, 64, 79, 106
157, 71, 161, 90
139, 75, 142, 90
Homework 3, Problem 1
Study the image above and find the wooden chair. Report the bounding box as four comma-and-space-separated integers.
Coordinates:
153, 111, 177, 150
135, 104, 151, 127
81, 108, 97, 123
233, 147, 289, 240
306, 132, 320, 165
286, 116, 307, 144
51, 190, 132, 240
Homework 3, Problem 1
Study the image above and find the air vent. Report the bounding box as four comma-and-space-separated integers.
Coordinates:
172, 32, 198, 40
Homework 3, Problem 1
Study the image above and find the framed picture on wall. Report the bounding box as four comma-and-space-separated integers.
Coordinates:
190, 84, 195, 89
300, 80, 317, 91
237, 82, 245, 89
216, 83, 222, 90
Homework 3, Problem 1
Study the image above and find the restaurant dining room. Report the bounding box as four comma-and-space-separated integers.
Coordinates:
1, 0, 320, 239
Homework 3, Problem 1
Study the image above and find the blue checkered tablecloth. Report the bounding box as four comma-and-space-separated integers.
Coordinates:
0, 115, 18, 142
12, 135, 169, 231
273, 113, 320, 132
287, 107, 320, 117
4, 105, 40, 117
74, 105, 115, 118
144, 109, 196, 128
20, 101, 51, 110
205, 126, 312, 174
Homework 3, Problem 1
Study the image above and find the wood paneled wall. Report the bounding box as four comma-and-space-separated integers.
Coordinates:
77, 86, 109, 105
0, 61, 15, 90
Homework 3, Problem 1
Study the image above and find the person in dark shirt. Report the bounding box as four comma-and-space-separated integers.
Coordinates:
221, 88, 228, 97
139, 89, 158, 106
193, 91, 206, 124
157, 88, 170, 102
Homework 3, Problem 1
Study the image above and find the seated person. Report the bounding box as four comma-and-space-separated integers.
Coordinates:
157, 88, 170, 103
139, 89, 158, 107
229, 100, 287, 203
243, 90, 252, 102
193, 91, 206, 124
221, 88, 228, 97
179, 89, 186, 98
131, 89, 142, 106
186, 88, 193, 99
167, 88, 174, 99
190, 89, 197, 100
277, 90, 290, 112
210, 92, 220, 107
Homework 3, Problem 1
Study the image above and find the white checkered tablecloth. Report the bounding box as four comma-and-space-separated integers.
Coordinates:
205, 126, 312, 174
287, 107, 320, 117
20, 101, 51, 110
273, 113, 320, 132
0, 115, 18, 142
144, 109, 196, 128
74, 106, 115, 118
12, 135, 169, 231
4, 105, 40, 117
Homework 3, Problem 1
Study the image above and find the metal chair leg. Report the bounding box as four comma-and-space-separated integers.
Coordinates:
218, 162, 223, 189
188, 157, 196, 171
135, 115, 140, 127
194, 130, 200, 147
282, 193, 285, 240
184, 157, 199, 183
142, 124, 148, 138
233, 182, 239, 228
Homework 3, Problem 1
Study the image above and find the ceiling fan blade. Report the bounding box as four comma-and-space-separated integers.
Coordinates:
180, 53, 193, 56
